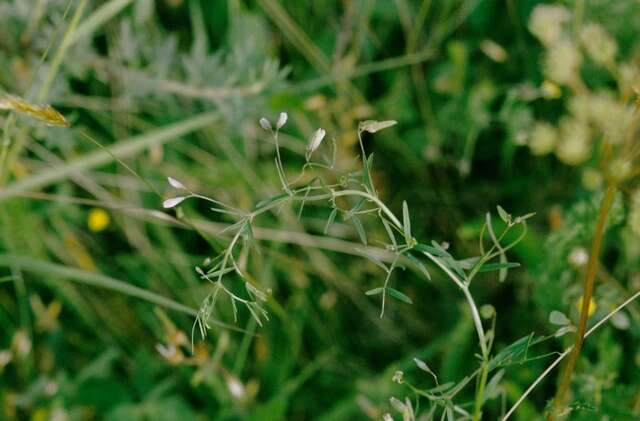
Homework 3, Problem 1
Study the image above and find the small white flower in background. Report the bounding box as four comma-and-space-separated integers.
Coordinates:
480, 39, 507, 62
529, 121, 557, 156
226, 375, 246, 399
389, 397, 415, 421
163, 196, 187, 208
611, 311, 630, 330
568, 247, 589, 267
11, 330, 31, 358
582, 167, 603, 190
167, 176, 186, 189
0, 349, 12, 369
602, 104, 635, 146
528, 4, 571, 46
44, 380, 58, 396
392, 370, 404, 384
555, 117, 591, 165
259, 117, 272, 131
306, 128, 326, 160
50, 408, 67, 421
608, 159, 632, 182
580, 23, 618, 66
156, 343, 178, 360
618, 62, 640, 98
276, 112, 288, 129
544, 39, 582, 85
383, 413, 394, 421
541, 80, 562, 99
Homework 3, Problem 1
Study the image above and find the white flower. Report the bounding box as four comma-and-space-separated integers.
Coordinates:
609, 159, 632, 182
156, 343, 178, 359
544, 39, 582, 85
580, 23, 617, 66
306, 128, 326, 159
259, 117, 271, 131
226, 375, 245, 399
529, 4, 571, 46
0, 350, 12, 368
568, 247, 589, 267
618, 62, 640, 97
582, 168, 602, 190
480, 39, 507, 62
529, 121, 557, 156
556, 118, 591, 165
276, 112, 288, 129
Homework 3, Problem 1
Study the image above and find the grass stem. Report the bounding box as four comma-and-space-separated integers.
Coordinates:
549, 183, 617, 419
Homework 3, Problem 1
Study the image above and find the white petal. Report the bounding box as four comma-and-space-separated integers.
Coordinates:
167, 176, 185, 189
163, 196, 187, 208
276, 112, 288, 129
259, 117, 271, 131
307, 128, 326, 154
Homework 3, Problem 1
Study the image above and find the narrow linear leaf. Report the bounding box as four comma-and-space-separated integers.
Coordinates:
402, 201, 411, 240
365, 287, 384, 296
324, 207, 338, 235
344, 198, 366, 220
381, 217, 397, 248
405, 252, 431, 280
458, 256, 481, 270
415, 243, 449, 258
497, 205, 510, 223
483, 369, 506, 402
427, 382, 455, 394
355, 249, 389, 273
477, 262, 520, 272
362, 154, 377, 196
485, 212, 509, 282
387, 287, 413, 304
352, 217, 367, 245
254, 192, 289, 209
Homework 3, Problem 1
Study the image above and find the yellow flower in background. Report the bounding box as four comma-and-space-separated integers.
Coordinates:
575, 296, 597, 316
541, 80, 562, 99
87, 208, 110, 232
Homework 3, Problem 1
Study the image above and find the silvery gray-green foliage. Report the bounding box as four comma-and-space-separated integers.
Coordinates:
0, 0, 288, 143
